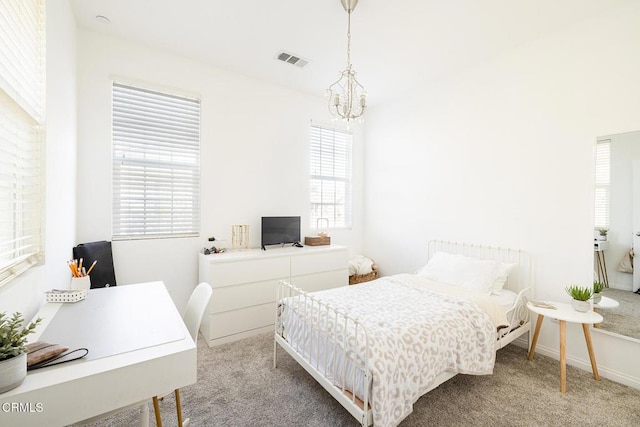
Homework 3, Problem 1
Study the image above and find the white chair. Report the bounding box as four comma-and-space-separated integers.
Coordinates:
152, 282, 213, 427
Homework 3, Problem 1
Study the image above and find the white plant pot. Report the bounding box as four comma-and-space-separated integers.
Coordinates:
0, 351, 27, 393
571, 299, 591, 313
592, 293, 602, 304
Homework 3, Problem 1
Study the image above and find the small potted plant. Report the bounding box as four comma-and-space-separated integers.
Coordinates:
0, 312, 41, 393
592, 281, 605, 304
565, 285, 592, 312
597, 228, 608, 241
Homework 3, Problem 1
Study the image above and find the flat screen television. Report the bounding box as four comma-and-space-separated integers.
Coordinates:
261, 216, 301, 250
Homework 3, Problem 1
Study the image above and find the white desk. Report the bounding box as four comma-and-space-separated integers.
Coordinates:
0, 282, 196, 426
527, 301, 602, 393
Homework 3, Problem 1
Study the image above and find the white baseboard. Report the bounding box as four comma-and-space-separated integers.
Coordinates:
530, 343, 640, 390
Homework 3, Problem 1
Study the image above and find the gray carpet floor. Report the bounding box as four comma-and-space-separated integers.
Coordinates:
87, 332, 640, 427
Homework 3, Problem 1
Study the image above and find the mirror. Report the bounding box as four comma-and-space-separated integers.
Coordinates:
594, 131, 640, 340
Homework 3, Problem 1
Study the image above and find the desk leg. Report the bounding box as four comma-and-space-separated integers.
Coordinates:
560, 320, 566, 393
528, 314, 544, 360
153, 397, 163, 427
582, 323, 600, 381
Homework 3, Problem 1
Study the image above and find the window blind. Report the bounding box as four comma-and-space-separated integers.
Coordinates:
310, 124, 352, 229
112, 82, 201, 240
594, 140, 610, 229
0, 0, 45, 287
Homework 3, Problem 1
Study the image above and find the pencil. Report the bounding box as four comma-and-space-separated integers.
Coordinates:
86, 260, 98, 275
68, 260, 79, 277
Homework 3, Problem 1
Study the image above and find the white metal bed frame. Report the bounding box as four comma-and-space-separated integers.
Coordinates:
273, 240, 533, 427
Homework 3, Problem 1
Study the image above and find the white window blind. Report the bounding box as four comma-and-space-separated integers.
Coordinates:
594, 140, 610, 229
310, 124, 352, 229
112, 82, 201, 240
0, 0, 46, 287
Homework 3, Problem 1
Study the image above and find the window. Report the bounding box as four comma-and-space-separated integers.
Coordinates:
310, 124, 352, 229
0, 0, 46, 287
594, 139, 610, 229
112, 82, 201, 240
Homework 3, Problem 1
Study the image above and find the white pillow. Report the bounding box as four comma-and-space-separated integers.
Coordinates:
417, 252, 514, 295
491, 262, 515, 294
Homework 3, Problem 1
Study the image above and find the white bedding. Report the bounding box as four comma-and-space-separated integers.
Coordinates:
279, 274, 504, 427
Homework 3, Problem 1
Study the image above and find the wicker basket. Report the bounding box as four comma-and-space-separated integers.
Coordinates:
349, 264, 378, 285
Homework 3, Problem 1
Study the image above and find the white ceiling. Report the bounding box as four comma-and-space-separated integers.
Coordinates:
70, 0, 631, 106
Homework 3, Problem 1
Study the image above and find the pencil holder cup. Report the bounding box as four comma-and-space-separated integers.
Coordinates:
70, 275, 91, 290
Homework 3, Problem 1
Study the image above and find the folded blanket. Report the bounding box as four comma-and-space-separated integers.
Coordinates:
349, 255, 374, 275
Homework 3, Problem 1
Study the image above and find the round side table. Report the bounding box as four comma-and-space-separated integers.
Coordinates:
527, 301, 602, 393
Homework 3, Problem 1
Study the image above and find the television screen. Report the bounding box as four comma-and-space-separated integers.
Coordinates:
261, 216, 301, 249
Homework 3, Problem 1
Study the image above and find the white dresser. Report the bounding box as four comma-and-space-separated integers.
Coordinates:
198, 245, 348, 347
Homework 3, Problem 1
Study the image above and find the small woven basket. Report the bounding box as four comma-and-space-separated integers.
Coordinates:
349, 264, 378, 285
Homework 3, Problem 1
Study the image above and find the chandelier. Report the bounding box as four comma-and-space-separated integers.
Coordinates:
326, 0, 367, 123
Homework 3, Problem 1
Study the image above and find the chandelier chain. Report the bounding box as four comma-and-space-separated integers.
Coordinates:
346, 10, 351, 67
326, 0, 367, 123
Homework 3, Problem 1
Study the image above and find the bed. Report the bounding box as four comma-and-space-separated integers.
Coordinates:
273, 240, 532, 427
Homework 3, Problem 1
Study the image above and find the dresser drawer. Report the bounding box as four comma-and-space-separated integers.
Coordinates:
290, 249, 347, 276
206, 303, 274, 340
291, 269, 348, 293
206, 256, 289, 287
209, 279, 281, 314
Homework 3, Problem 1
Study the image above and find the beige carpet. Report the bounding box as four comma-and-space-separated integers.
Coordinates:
86, 332, 640, 427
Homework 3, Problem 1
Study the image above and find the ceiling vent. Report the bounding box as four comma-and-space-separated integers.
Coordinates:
276, 51, 309, 68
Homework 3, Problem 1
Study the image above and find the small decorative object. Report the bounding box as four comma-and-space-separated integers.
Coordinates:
592, 281, 605, 304
305, 218, 331, 246
203, 236, 227, 254
597, 227, 608, 241
45, 289, 88, 303
530, 301, 557, 309
0, 312, 41, 393
565, 285, 592, 312
232, 225, 250, 249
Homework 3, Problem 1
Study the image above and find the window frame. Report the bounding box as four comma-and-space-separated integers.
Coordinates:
0, 0, 46, 287
309, 123, 353, 231
111, 81, 201, 241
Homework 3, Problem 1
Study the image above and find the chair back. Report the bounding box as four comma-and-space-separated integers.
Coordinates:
72, 241, 117, 288
183, 282, 213, 342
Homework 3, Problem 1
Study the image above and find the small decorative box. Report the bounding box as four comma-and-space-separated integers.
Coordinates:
304, 236, 331, 246
45, 289, 88, 303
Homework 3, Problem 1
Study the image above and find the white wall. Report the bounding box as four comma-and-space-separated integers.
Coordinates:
76, 30, 364, 311
0, 0, 77, 319
364, 2, 640, 387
